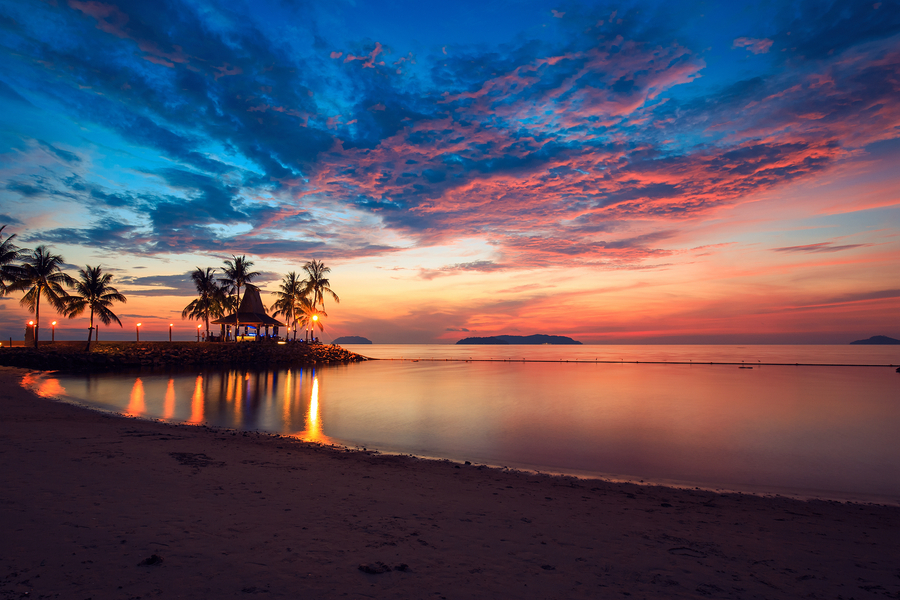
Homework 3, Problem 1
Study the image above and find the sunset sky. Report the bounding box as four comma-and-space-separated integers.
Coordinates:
1, 0, 898, 343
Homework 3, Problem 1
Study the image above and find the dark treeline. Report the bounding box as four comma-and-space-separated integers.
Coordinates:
0, 225, 338, 348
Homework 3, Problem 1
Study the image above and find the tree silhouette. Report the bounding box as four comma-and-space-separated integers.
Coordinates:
65, 265, 126, 350
302, 260, 340, 311
182, 267, 228, 340
0, 225, 23, 297
9, 246, 75, 348
271, 271, 304, 340
297, 296, 327, 342
221, 255, 260, 341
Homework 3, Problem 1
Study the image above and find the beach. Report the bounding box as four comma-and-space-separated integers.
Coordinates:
2, 366, 898, 599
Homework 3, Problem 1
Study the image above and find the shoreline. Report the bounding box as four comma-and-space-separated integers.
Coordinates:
2, 366, 899, 599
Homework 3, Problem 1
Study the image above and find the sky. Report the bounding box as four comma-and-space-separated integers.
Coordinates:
0, 0, 898, 344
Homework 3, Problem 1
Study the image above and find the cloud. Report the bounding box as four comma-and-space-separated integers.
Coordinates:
771, 242, 871, 253
117, 272, 195, 296
732, 37, 773, 54
0, 214, 23, 226
2, 0, 898, 272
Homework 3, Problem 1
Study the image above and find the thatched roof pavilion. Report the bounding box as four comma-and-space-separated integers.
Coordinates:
212, 286, 284, 330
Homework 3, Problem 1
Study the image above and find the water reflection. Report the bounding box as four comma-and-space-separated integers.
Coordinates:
300, 376, 332, 444
188, 375, 204, 424
29, 360, 900, 503
164, 379, 175, 419
126, 378, 145, 416
22, 372, 67, 399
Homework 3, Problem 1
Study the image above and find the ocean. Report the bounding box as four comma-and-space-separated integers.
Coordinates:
24, 344, 900, 503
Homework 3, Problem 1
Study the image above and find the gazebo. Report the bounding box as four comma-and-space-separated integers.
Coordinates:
212, 286, 285, 341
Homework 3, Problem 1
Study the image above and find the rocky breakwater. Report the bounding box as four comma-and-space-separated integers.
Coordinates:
0, 341, 368, 371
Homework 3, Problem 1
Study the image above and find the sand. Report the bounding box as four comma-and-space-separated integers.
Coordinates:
1, 366, 898, 599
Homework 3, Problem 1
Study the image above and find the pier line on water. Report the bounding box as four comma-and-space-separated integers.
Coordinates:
373, 358, 897, 367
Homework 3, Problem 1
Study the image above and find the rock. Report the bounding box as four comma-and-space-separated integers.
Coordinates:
138, 554, 163, 566
358, 562, 392, 574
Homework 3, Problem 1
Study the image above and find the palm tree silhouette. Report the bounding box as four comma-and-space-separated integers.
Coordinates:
271, 271, 304, 340
297, 296, 327, 342
221, 255, 260, 341
65, 265, 127, 350
9, 246, 75, 348
0, 225, 23, 297
182, 267, 227, 340
302, 260, 340, 311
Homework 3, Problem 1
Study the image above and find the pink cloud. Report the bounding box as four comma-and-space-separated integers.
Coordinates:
733, 37, 773, 54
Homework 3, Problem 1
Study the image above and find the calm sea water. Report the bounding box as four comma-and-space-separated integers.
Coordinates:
23, 345, 900, 503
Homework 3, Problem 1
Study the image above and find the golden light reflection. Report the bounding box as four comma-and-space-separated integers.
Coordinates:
300, 376, 332, 444
25, 373, 66, 399
282, 369, 292, 428
163, 378, 175, 419
126, 378, 145, 416
226, 371, 242, 427
188, 375, 204, 423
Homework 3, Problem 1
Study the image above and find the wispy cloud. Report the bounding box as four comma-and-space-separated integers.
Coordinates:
771, 242, 871, 253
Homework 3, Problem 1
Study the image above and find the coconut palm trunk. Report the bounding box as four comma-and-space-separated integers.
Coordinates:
34, 286, 41, 348
86, 310, 95, 351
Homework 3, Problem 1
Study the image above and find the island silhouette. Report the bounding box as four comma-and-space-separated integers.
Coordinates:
333, 335, 373, 344
849, 335, 900, 345
456, 334, 582, 345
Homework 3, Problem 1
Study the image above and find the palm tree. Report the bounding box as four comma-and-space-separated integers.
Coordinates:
65, 265, 126, 350
182, 267, 228, 340
271, 271, 304, 340
9, 246, 75, 348
221, 255, 260, 341
297, 296, 327, 342
0, 225, 23, 297
301, 260, 340, 311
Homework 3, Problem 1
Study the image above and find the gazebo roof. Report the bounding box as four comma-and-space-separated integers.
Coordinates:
211, 286, 285, 327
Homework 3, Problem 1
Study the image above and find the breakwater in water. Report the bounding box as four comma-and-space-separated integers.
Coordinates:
0, 341, 366, 371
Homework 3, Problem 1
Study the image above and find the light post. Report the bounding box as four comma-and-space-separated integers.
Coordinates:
169, 323, 173, 343
51, 321, 57, 342
28, 320, 34, 346
197, 324, 201, 342
136, 322, 141, 342
312, 314, 318, 343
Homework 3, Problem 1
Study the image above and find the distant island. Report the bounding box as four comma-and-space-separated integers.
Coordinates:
333, 336, 373, 344
456, 334, 582, 345
849, 335, 900, 345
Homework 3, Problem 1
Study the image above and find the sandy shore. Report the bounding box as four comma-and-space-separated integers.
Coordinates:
1, 366, 898, 599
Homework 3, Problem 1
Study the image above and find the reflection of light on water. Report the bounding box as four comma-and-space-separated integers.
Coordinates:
300, 376, 332, 444
283, 370, 292, 427
226, 371, 242, 427
20, 372, 66, 399
188, 375, 204, 423
126, 378, 145, 416
164, 378, 175, 419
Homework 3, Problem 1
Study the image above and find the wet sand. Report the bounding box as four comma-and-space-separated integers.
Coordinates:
1, 366, 898, 599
